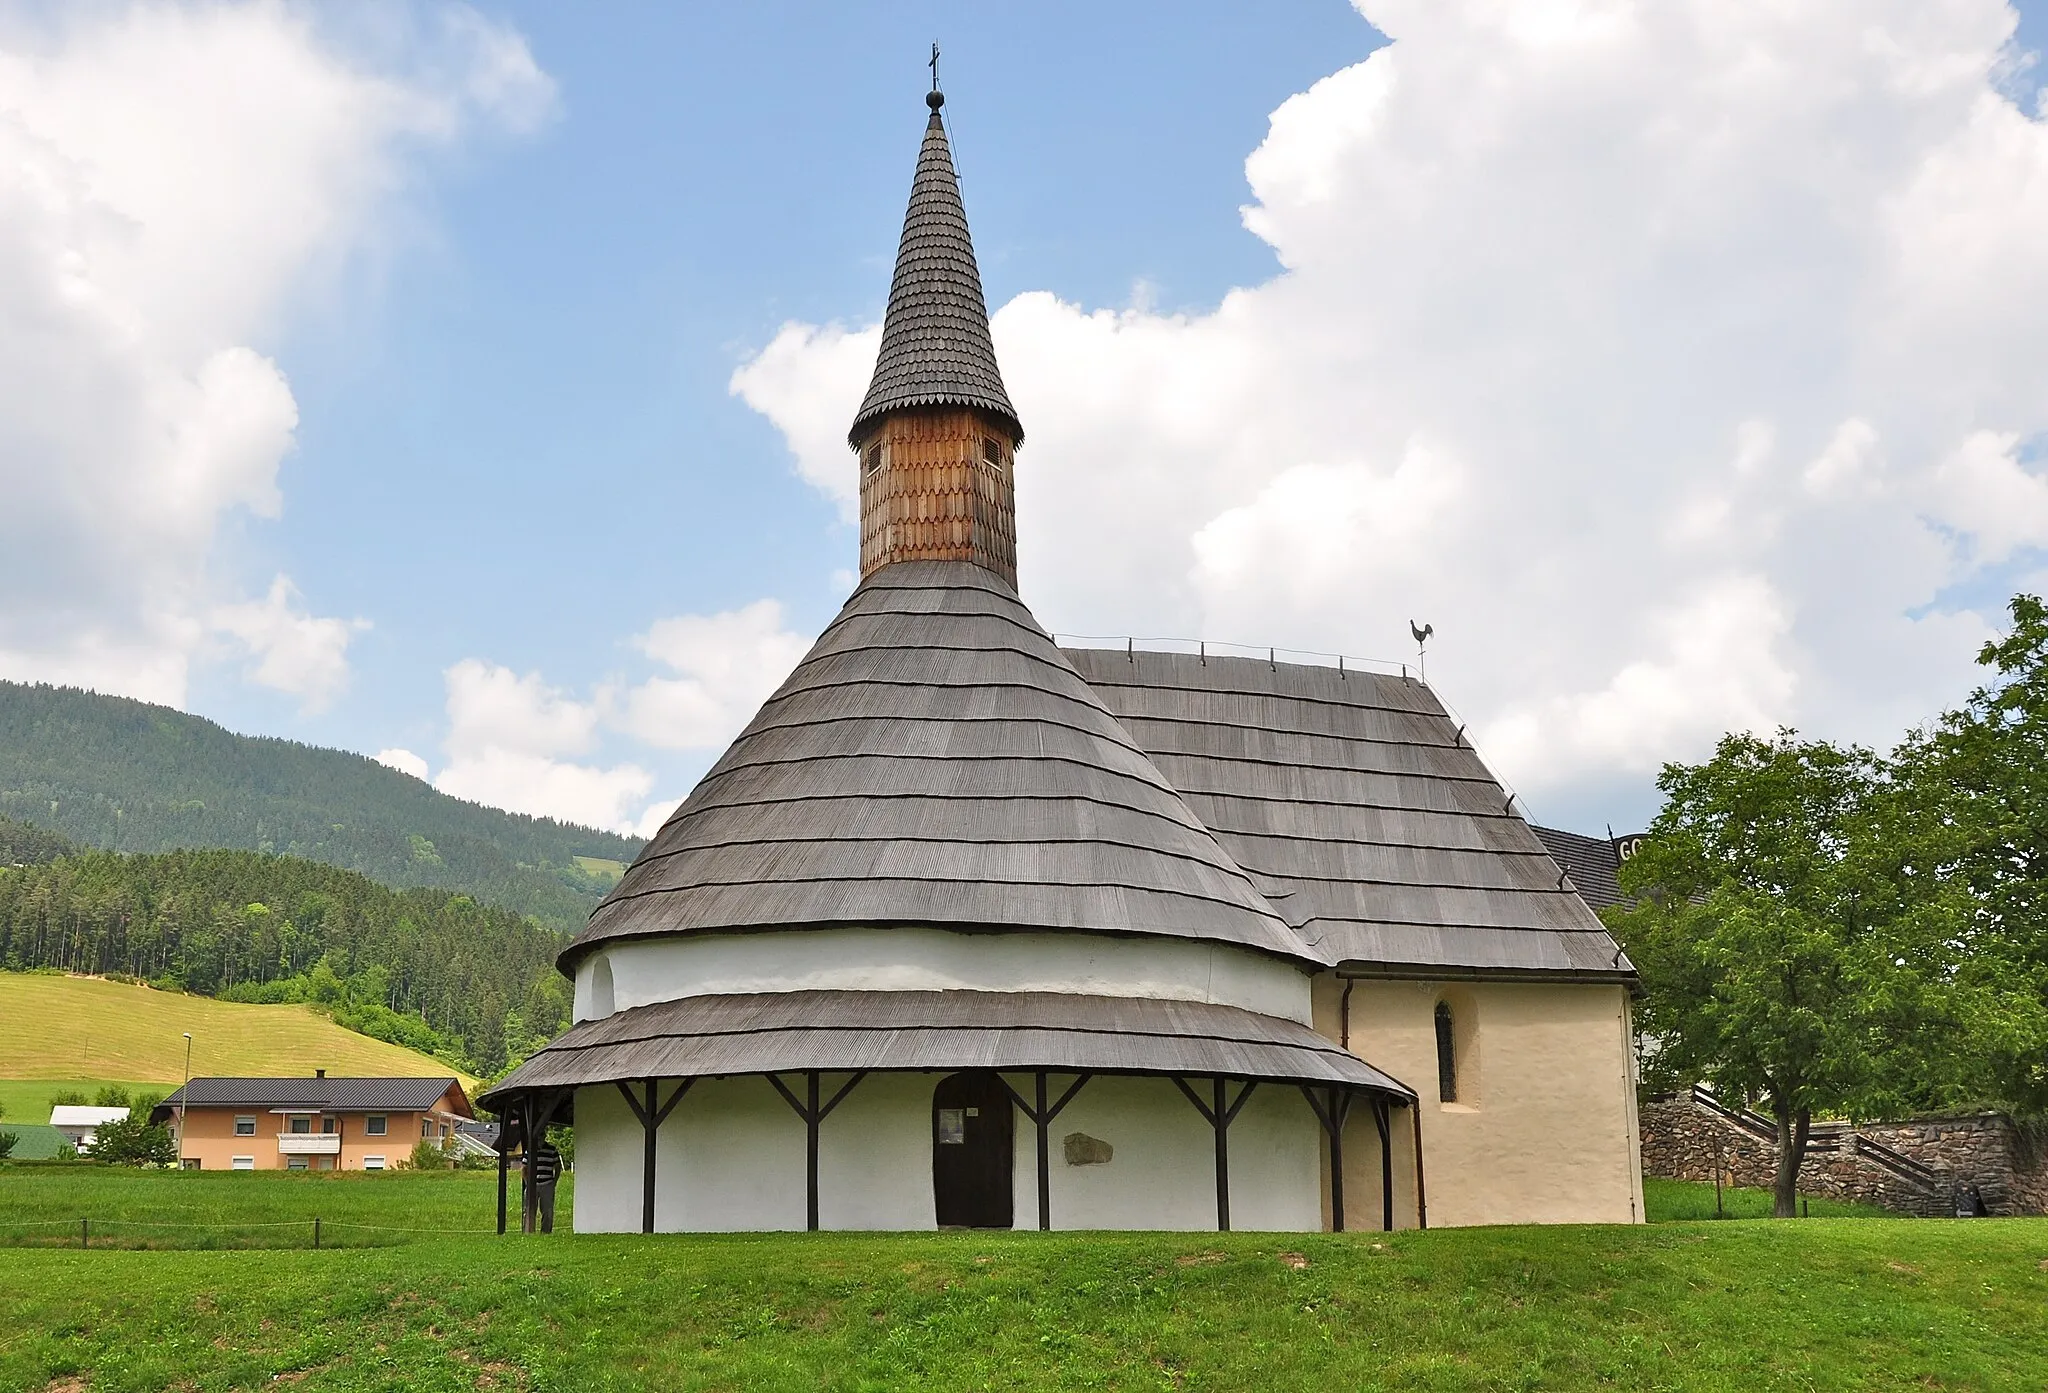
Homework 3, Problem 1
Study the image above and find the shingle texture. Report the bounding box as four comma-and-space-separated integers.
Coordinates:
564, 562, 1311, 968
154, 1077, 463, 1112
482, 989, 1411, 1108
849, 108, 1021, 445
1532, 825, 1632, 911
1064, 649, 1636, 979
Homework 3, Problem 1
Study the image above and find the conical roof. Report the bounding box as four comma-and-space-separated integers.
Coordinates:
563, 562, 1311, 969
848, 94, 1021, 445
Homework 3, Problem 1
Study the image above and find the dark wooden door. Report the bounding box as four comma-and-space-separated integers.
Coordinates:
932, 1071, 1014, 1228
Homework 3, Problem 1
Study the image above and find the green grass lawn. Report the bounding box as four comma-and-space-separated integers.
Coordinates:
0, 1166, 530, 1249
1644, 1176, 1895, 1221
1, 1170, 2044, 1391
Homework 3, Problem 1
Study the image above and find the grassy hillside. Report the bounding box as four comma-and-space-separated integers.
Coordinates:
0, 1171, 2042, 1391
0, 680, 643, 929
0, 973, 476, 1089
0, 847, 570, 1075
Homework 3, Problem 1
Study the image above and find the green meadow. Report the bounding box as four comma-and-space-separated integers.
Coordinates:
1, 1169, 2044, 1390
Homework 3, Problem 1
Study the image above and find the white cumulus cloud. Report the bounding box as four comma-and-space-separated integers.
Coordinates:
374, 747, 429, 780
734, 0, 2048, 825
432, 659, 655, 835
613, 600, 812, 751
211, 574, 368, 711
0, 2, 554, 708
427, 598, 810, 835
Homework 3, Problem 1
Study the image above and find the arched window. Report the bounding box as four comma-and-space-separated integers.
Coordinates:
1434, 1001, 1457, 1103
588, 955, 615, 1020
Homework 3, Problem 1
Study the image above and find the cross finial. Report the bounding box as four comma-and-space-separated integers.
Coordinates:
929, 42, 941, 92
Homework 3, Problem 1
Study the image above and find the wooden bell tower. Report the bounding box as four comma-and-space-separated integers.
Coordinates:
849, 83, 1025, 587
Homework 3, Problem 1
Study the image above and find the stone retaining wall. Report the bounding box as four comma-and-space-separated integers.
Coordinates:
1640, 1093, 2046, 1217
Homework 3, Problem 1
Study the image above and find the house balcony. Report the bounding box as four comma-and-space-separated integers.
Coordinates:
276, 1135, 341, 1156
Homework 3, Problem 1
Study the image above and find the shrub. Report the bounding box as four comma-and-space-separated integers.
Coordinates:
92, 1085, 131, 1109
48, 1089, 86, 1108
405, 1138, 451, 1172
88, 1114, 176, 1167
0, 1129, 17, 1160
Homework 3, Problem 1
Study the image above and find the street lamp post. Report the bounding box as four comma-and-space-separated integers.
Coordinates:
176, 1032, 193, 1170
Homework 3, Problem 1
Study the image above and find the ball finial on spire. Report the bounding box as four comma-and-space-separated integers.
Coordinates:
927, 89, 944, 111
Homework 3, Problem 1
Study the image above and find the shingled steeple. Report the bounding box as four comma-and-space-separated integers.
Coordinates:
850, 87, 1024, 586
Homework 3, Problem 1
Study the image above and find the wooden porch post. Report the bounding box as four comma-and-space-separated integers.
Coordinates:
643, 1080, 659, 1233
1371, 1098, 1394, 1232
1329, 1088, 1348, 1233
1212, 1076, 1231, 1232
995, 1073, 1091, 1232
1034, 1071, 1051, 1232
495, 1126, 509, 1235
1172, 1076, 1257, 1232
805, 1071, 821, 1231
1411, 1103, 1429, 1230
616, 1078, 695, 1234
519, 1098, 538, 1235
765, 1071, 867, 1233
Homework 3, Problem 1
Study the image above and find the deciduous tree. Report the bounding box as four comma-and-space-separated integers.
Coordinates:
1612, 732, 1933, 1217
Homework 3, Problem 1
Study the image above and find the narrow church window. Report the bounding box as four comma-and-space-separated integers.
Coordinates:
865, 444, 884, 474
1435, 1001, 1458, 1103
981, 436, 1002, 464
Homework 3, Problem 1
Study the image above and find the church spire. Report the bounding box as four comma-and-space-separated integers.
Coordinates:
850, 79, 1024, 586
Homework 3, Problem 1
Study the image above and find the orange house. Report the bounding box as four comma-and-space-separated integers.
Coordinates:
152, 1073, 474, 1172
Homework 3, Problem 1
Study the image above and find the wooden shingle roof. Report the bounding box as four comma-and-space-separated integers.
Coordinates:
483, 989, 1413, 1107
1064, 649, 1636, 980
849, 96, 1021, 446
564, 562, 1312, 970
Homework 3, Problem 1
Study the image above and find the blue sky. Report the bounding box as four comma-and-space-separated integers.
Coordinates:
200, 1, 1383, 800
6, 1, 2048, 840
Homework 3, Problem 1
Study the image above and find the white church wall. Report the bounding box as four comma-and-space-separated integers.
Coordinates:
569, 1082, 641, 1234
576, 927, 1311, 1025
574, 1069, 1325, 1233
1008, 1074, 1322, 1232
814, 1073, 938, 1230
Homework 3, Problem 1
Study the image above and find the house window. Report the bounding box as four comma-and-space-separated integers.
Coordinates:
289, 1115, 312, 1134
231, 1156, 255, 1171
1434, 1002, 1458, 1103
233, 1116, 256, 1136
321, 1117, 336, 1135
366, 1115, 387, 1136
422, 1118, 434, 1140
181, 1159, 201, 1171
363, 1156, 386, 1171
286, 1156, 309, 1171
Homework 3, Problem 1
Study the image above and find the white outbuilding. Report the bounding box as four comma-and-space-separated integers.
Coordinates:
48, 1105, 130, 1152
483, 82, 1643, 1235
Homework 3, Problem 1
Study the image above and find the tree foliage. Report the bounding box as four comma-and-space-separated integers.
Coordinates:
1614, 595, 2048, 1215
1885, 594, 2048, 1114
0, 814, 75, 868
88, 1112, 176, 1166
0, 847, 573, 1076
0, 680, 639, 930
1610, 732, 1938, 1214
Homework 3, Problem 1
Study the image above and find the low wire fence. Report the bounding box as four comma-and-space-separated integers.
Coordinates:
0, 1215, 508, 1250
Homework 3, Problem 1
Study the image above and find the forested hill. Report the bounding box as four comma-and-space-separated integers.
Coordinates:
0, 813, 75, 867
0, 847, 569, 1076
0, 681, 642, 930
